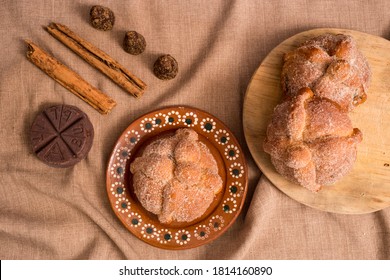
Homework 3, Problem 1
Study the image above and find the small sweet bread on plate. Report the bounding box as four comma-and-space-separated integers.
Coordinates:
130, 128, 223, 224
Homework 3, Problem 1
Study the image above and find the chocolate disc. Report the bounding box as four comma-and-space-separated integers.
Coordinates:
30, 104, 94, 168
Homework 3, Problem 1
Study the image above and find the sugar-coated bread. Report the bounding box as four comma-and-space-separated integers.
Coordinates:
264, 88, 363, 192
264, 33, 370, 191
281, 34, 371, 112
130, 128, 223, 223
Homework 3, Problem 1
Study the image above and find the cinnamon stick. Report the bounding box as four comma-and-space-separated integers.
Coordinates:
46, 22, 147, 98
25, 40, 116, 115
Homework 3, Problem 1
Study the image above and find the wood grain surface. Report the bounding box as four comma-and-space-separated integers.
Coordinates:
243, 28, 390, 214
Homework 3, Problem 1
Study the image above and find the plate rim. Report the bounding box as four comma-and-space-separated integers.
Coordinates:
106, 105, 248, 249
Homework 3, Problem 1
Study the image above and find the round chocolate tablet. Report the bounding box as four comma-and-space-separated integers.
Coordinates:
30, 104, 94, 168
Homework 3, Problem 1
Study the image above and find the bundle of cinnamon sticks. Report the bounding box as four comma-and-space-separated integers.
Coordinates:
25, 22, 147, 114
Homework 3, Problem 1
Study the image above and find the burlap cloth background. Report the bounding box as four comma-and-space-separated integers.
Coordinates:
1, 0, 389, 259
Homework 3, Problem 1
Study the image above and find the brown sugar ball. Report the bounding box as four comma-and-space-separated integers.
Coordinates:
90, 5, 115, 31
123, 31, 146, 55
153, 54, 178, 80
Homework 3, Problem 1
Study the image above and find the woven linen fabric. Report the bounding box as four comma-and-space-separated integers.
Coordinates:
0, 0, 389, 259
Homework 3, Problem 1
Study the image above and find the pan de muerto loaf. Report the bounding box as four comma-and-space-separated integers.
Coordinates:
263, 88, 362, 192
281, 34, 371, 112
130, 128, 223, 224
264, 33, 371, 191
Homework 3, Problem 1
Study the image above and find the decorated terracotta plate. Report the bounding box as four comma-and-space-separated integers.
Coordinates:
243, 28, 390, 214
106, 106, 248, 249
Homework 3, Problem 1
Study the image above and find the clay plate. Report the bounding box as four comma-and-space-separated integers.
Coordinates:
106, 106, 248, 249
243, 28, 390, 214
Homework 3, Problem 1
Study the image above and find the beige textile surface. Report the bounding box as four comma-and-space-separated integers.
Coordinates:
0, 0, 389, 259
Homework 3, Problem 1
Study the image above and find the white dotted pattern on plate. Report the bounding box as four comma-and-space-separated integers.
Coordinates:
107, 108, 247, 248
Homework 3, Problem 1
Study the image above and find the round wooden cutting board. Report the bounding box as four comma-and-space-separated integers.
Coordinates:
243, 28, 390, 214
